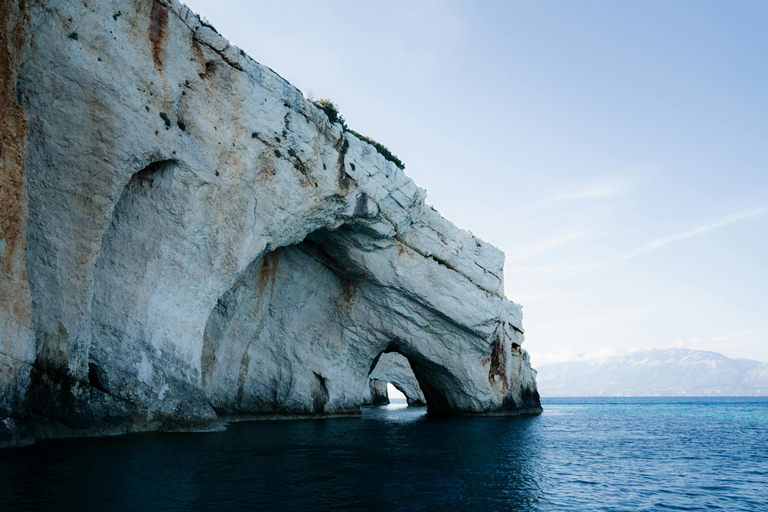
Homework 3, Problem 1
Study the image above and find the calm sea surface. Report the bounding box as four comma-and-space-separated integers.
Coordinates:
1, 397, 767, 511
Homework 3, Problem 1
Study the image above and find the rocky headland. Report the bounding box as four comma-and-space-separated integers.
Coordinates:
0, 0, 540, 448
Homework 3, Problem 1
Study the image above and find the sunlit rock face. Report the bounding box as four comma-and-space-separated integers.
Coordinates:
0, 0, 540, 446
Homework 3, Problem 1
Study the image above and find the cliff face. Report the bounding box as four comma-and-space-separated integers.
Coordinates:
0, 0, 540, 447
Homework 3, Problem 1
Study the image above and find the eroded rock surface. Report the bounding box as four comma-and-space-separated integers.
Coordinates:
0, 0, 540, 447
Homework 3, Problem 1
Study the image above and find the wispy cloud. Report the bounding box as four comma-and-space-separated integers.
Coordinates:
505, 232, 592, 263
535, 204, 768, 281
487, 175, 633, 242
506, 263, 597, 283
529, 345, 646, 366
506, 204, 767, 286
385, 0, 439, 38
614, 205, 768, 264
520, 176, 635, 214
675, 331, 767, 353
548, 180, 634, 203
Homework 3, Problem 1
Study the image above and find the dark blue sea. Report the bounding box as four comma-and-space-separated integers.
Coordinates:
1, 397, 767, 511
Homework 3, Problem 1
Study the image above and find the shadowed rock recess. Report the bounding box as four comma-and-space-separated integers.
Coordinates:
0, 0, 540, 447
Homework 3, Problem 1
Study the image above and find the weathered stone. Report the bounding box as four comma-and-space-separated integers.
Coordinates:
0, 0, 540, 447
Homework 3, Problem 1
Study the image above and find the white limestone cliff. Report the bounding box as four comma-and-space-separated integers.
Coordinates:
0, 0, 540, 447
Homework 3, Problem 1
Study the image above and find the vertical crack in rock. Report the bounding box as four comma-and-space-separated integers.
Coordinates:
87, 363, 108, 394
353, 193, 369, 217
236, 351, 250, 406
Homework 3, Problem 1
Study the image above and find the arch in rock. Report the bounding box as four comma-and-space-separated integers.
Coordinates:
201, 238, 369, 417
199, 224, 520, 418
366, 352, 425, 407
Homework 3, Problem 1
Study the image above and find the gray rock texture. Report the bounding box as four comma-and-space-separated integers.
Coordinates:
0, 0, 540, 447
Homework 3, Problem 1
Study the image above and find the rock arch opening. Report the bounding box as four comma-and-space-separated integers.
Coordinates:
362, 380, 409, 407
85, 156, 225, 429
200, 225, 495, 419
365, 352, 426, 407
386, 383, 407, 403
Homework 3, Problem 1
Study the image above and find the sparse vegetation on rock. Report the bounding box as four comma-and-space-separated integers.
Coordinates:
311, 98, 405, 170
346, 129, 405, 170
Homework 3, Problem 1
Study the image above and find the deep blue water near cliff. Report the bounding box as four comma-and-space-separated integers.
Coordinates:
1, 397, 767, 511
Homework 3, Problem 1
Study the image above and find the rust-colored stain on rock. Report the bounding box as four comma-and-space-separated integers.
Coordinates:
256, 151, 276, 183
395, 243, 413, 262
236, 350, 250, 402
258, 249, 281, 298
149, 0, 168, 70
0, 0, 32, 352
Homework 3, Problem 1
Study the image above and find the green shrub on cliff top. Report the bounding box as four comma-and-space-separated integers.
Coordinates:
346, 129, 405, 170
311, 97, 405, 170
311, 98, 345, 127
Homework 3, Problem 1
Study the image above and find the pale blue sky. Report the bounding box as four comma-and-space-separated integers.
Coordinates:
182, 0, 768, 365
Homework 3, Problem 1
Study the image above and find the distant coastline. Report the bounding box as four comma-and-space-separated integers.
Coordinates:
536, 348, 768, 397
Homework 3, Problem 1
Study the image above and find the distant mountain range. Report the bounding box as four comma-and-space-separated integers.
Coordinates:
535, 348, 768, 397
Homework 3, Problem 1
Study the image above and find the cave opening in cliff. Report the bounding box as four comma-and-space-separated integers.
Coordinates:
366, 351, 427, 408
198, 215, 486, 419
364, 380, 408, 407
387, 383, 407, 402
199, 224, 461, 417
